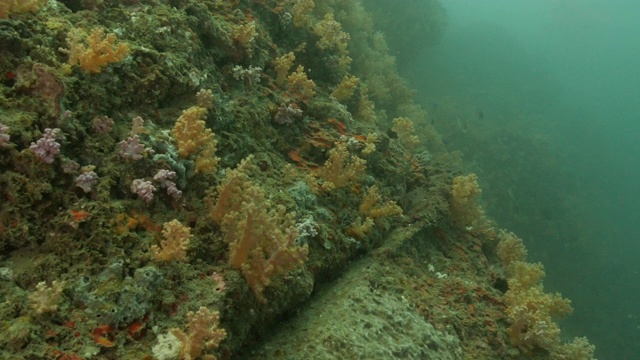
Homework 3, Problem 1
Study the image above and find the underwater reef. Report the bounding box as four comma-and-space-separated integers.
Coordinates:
0, 0, 595, 359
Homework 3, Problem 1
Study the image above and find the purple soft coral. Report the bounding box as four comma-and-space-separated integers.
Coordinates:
131, 179, 156, 203
30, 128, 61, 163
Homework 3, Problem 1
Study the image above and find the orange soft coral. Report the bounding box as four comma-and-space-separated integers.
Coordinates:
0, 0, 46, 18
64, 28, 130, 74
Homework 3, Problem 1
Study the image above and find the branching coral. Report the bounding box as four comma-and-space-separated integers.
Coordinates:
0, 0, 46, 18
496, 230, 528, 268
196, 89, 214, 110
449, 173, 485, 228
151, 219, 191, 263
553, 337, 596, 360
348, 185, 402, 239
291, 0, 314, 28
391, 117, 420, 150
209, 157, 308, 302
312, 12, 352, 72
346, 217, 374, 239
314, 13, 350, 55
355, 92, 377, 123
209, 156, 255, 223
274, 52, 296, 85
313, 141, 366, 192
360, 133, 379, 155
169, 307, 227, 360
331, 75, 359, 102
233, 21, 257, 57
172, 106, 219, 174
359, 185, 402, 220
63, 28, 130, 74
221, 186, 307, 301
504, 261, 572, 351
29, 280, 65, 315
287, 65, 316, 102
497, 235, 596, 358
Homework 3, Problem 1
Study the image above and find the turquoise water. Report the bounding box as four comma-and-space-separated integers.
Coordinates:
400, 1, 640, 358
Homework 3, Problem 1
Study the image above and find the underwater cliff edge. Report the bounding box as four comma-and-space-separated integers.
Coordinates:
0, 0, 594, 359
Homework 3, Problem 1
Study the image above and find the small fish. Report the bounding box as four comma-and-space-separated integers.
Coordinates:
70, 209, 90, 222
455, 116, 468, 133
94, 336, 115, 347
477, 110, 484, 120
128, 321, 145, 334
127, 321, 146, 340
327, 118, 346, 134
92, 324, 116, 347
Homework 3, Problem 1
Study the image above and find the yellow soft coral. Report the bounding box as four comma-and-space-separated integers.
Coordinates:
360, 133, 379, 156
287, 65, 316, 102
0, 0, 46, 18
233, 21, 257, 57
314, 12, 350, 55
331, 75, 359, 102
312, 12, 352, 71
151, 219, 191, 263
29, 280, 65, 315
64, 28, 130, 74
169, 307, 227, 360
348, 185, 402, 238
359, 185, 402, 220
504, 261, 573, 351
496, 230, 528, 268
355, 92, 376, 123
552, 337, 596, 360
222, 186, 307, 301
196, 89, 214, 110
392, 117, 420, 150
209, 155, 255, 223
274, 52, 296, 85
313, 141, 366, 192
449, 173, 485, 228
209, 156, 308, 302
346, 217, 374, 239
172, 106, 219, 174
497, 233, 596, 358
291, 0, 314, 28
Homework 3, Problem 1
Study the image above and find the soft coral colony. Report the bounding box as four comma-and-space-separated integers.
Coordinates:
0, 0, 594, 359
